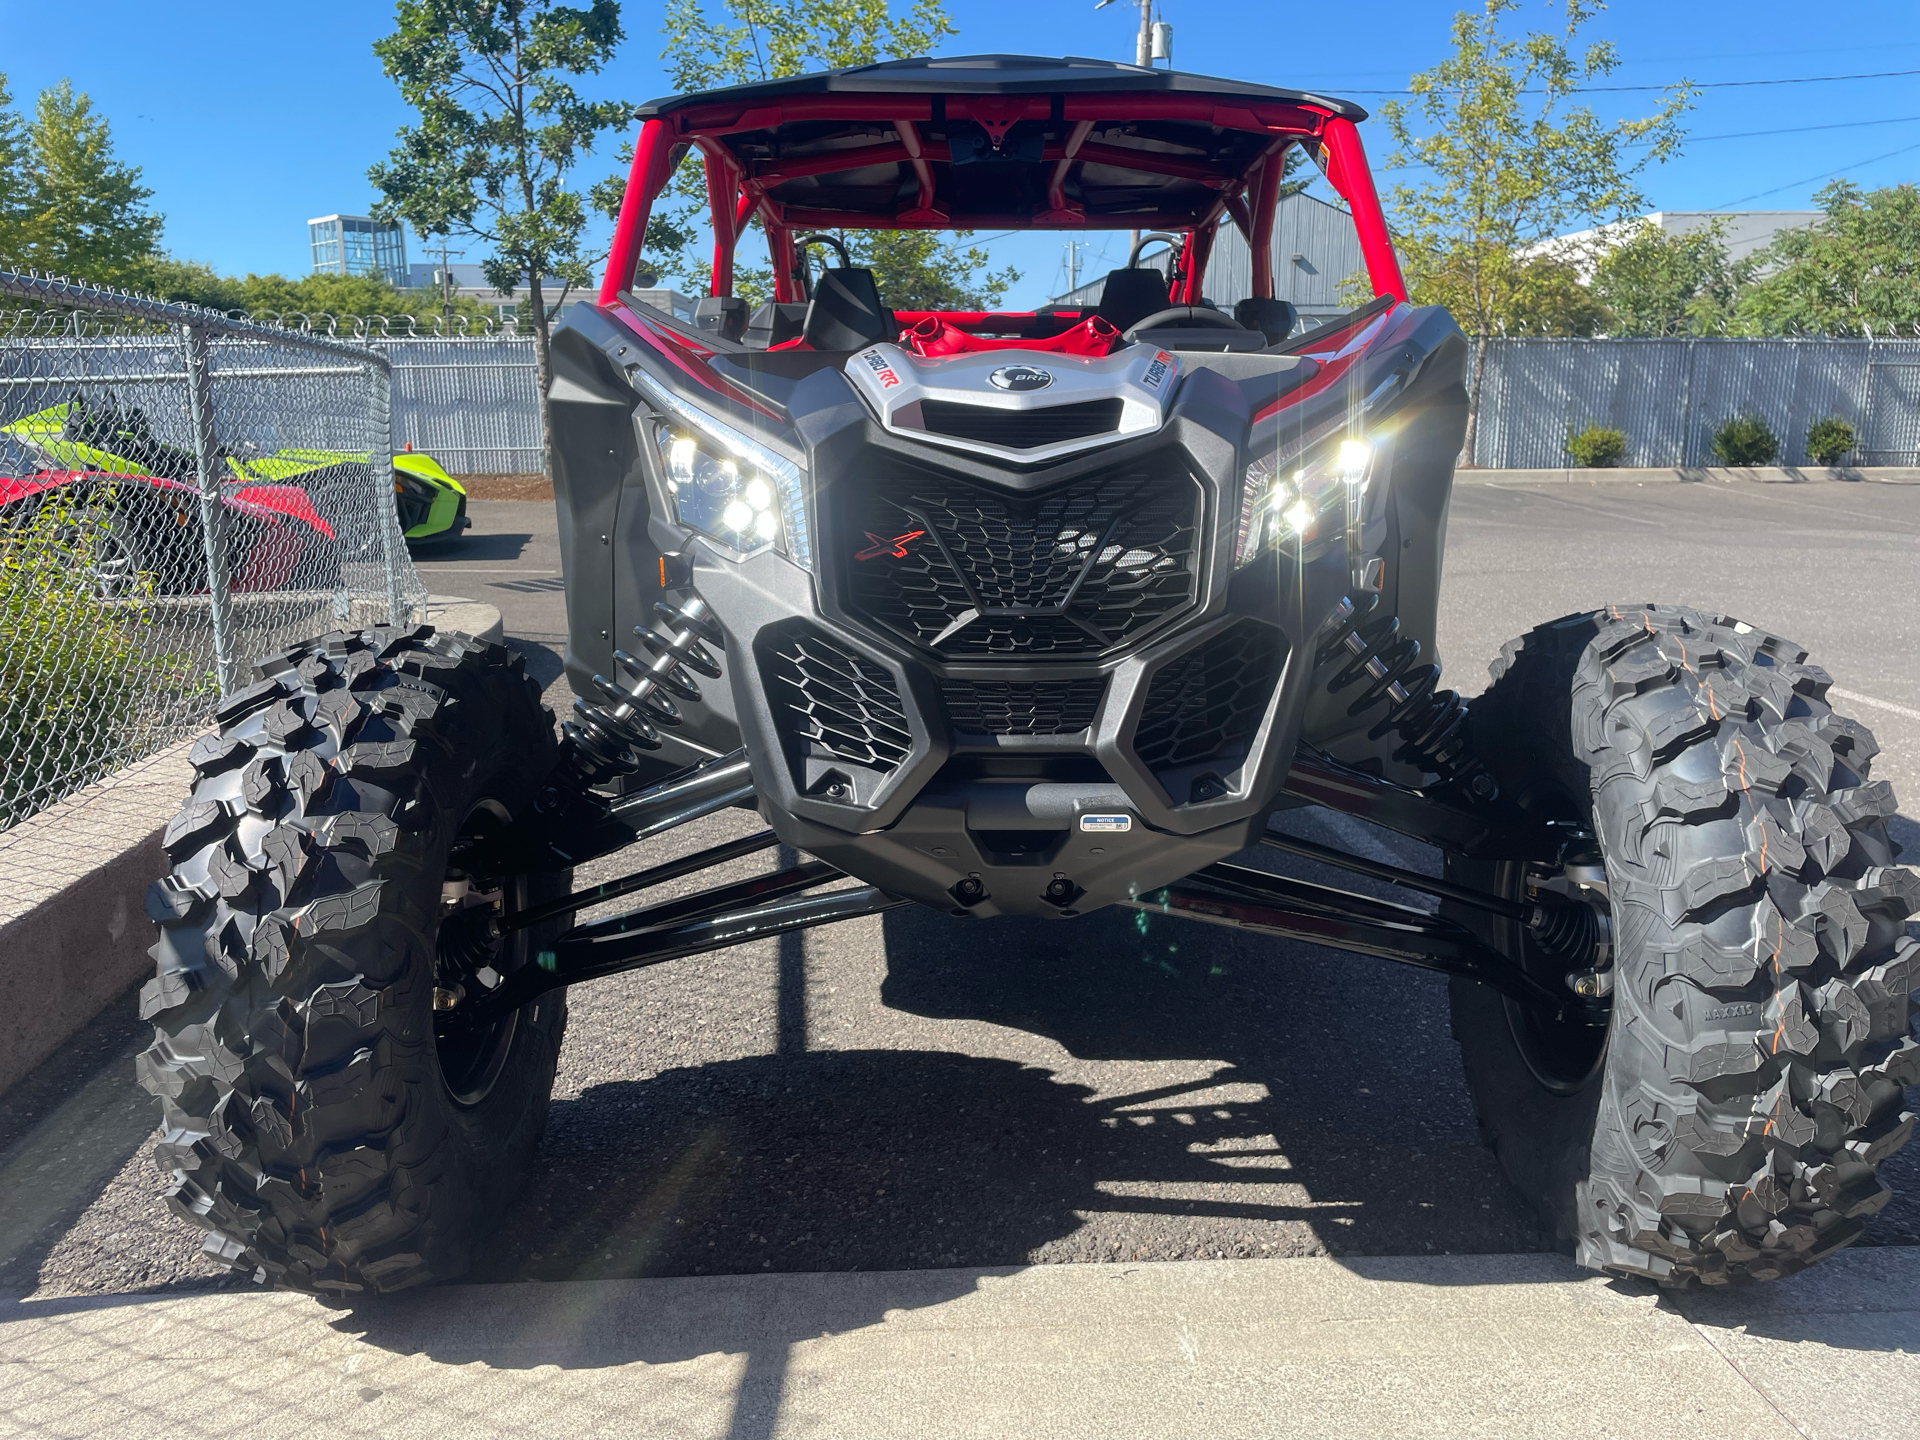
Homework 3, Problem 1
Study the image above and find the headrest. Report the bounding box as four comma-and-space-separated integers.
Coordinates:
1094, 268, 1174, 333
803, 267, 893, 351
1234, 297, 1298, 346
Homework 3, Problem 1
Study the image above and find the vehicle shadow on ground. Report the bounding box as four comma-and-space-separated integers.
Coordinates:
415, 530, 532, 563
501, 637, 566, 690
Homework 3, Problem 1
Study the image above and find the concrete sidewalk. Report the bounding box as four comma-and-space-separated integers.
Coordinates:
2, 1250, 1913, 1439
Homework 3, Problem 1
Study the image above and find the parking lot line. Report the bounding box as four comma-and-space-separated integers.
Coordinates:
1830, 686, 1920, 722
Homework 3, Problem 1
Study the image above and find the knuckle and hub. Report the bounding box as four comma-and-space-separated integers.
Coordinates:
140, 56, 1916, 1295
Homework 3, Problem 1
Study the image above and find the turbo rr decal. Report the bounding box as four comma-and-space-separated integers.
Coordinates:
1140, 350, 1176, 392
862, 350, 902, 388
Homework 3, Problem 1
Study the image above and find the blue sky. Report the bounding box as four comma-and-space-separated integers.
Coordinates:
3, 0, 1917, 308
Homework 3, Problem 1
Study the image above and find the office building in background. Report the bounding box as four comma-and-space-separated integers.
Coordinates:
308, 215, 409, 286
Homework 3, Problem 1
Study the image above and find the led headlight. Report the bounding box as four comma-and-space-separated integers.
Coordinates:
635, 371, 810, 568
1236, 433, 1374, 567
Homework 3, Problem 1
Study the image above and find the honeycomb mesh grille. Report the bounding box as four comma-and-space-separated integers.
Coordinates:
843, 452, 1200, 658
941, 678, 1106, 736
1132, 621, 1285, 772
764, 623, 913, 772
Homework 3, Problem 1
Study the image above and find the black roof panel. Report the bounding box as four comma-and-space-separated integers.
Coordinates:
637, 54, 1367, 122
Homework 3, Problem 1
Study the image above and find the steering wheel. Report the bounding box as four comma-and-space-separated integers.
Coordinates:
1127, 231, 1180, 268
1123, 306, 1245, 340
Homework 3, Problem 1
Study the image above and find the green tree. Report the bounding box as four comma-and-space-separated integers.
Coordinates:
134, 260, 498, 327
851, 229, 1015, 311
1590, 218, 1749, 336
240, 271, 499, 326
0, 76, 34, 267
658, 0, 955, 91
370, 0, 634, 477
8, 79, 163, 287
1376, 0, 1691, 458
642, 0, 1016, 312
1733, 181, 1920, 336
137, 256, 250, 311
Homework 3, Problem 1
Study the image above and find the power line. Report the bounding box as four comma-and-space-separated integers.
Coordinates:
1708, 139, 1920, 208
1378, 116, 1920, 174
1682, 114, 1920, 143
1318, 66, 1920, 96
1274, 40, 1920, 84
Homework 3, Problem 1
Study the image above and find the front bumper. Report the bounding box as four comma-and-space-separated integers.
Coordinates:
682, 376, 1375, 918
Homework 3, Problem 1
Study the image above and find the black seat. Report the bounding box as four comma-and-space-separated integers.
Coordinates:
743, 301, 810, 349
1234, 297, 1298, 346
1093, 267, 1174, 333
802, 267, 894, 350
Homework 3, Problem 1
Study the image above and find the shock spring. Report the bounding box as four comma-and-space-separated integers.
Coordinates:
550, 593, 724, 793
1315, 593, 1490, 792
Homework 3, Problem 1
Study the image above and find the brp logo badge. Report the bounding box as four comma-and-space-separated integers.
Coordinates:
988, 364, 1053, 392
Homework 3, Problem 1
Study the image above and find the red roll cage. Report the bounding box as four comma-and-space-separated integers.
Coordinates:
598, 56, 1405, 321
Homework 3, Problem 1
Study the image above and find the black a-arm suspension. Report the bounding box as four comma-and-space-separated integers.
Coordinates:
1121, 862, 1562, 1007
455, 730, 1588, 1025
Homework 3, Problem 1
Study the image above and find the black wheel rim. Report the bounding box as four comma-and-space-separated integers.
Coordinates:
1491, 856, 1611, 1095
433, 800, 527, 1106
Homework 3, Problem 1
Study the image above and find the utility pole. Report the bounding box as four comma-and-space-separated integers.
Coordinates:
1095, 0, 1156, 68
440, 238, 453, 326
1096, 0, 1168, 261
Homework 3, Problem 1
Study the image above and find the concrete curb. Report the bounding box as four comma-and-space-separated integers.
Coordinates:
1457, 465, 1920, 485
0, 739, 197, 1096
0, 598, 501, 1097
422, 594, 503, 643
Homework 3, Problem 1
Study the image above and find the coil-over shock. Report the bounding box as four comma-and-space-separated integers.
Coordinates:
1316, 593, 1493, 796
542, 590, 725, 805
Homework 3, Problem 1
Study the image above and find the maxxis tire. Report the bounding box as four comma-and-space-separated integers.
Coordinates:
138, 625, 569, 1294
1447, 605, 1918, 1286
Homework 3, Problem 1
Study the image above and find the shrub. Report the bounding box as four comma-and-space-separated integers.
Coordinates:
1565, 423, 1628, 467
1710, 413, 1779, 467
1805, 415, 1857, 466
0, 493, 154, 826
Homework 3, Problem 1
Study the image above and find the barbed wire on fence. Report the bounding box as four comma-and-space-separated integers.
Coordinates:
0, 307, 525, 341
234, 311, 523, 339
0, 268, 430, 831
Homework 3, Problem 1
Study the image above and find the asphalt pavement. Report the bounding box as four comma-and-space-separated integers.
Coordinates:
2, 479, 1915, 1304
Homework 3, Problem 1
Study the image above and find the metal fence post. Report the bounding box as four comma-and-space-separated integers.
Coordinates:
179, 321, 241, 696
367, 361, 409, 626
1680, 337, 1699, 466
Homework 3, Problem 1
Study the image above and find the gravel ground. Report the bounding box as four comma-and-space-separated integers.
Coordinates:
4, 479, 1914, 1300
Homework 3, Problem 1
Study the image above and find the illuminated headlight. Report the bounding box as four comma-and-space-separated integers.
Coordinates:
657, 424, 787, 551
636, 371, 809, 567
1236, 434, 1374, 566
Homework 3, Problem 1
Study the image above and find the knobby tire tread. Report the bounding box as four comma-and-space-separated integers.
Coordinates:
137, 625, 566, 1294
1456, 604, 1916, 1286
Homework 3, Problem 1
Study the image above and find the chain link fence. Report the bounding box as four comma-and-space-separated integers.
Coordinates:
0, 272, 428, 830
1468, 335, 1920, 469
